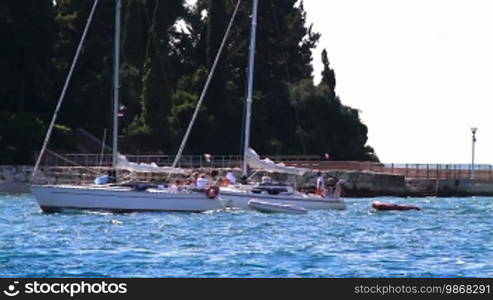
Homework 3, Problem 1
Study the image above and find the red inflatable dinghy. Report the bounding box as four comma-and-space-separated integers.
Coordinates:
372, 201, 420, 211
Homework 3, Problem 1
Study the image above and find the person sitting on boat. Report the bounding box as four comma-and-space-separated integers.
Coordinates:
325, 177, 336, 198
191, 171, 199, 185
334, 179, 345, 199
215, 176, 225, 186
170, 179, 182, 191
184, 178, 194, 188
196, 174, 209, 190
223, 170, 237, 186
261, 175, 272, 185
210, 169, 219, 180
316, 171, 326, 196
107, 170, 116, 183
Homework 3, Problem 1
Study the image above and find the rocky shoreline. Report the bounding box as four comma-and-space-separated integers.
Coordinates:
2, 165, 493, 197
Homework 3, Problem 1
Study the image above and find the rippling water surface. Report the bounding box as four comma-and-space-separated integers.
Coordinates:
1, 194, 492, 277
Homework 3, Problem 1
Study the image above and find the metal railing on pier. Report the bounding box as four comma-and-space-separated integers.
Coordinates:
36, 151, 493, 181
37, 152, 323, 170
38, 152, 245, 169
380, 163, 493, 181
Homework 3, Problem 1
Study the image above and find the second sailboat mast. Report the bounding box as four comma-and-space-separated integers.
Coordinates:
242, 0, 259, 177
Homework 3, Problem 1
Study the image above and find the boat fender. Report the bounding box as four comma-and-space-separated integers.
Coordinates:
95, 175, 109, 185
205, 186, 219, 199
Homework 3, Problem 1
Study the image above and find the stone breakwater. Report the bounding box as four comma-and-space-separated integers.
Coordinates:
1, 166, 34, 193
2, 165, 493, 197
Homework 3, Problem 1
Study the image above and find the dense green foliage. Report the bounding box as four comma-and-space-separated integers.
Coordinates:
0, 0, 378, 164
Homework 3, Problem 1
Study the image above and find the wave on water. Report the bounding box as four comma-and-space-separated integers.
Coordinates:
0, 195, 492, 277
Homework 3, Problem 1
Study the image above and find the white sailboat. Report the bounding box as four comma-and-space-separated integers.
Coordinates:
219, 0, 346, 210
220, 170, 346, 210
31, 184, 223, 213
31, 0, 224, 213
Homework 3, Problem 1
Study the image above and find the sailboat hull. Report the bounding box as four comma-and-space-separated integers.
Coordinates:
220, 188, 346, 210
31, 185, 224, 213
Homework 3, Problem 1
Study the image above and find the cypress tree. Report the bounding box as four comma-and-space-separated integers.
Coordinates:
128, 0, 184, 151
321, 48, 336, 93
205, 0, 226, 114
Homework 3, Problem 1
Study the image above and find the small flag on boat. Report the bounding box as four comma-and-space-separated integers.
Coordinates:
204, 153, 213, 163
324, 153, 330, 160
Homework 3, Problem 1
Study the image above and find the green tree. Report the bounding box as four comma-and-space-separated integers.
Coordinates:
119, 0, 149, 138
0, 0, 57, 114
0, 0, 63, 163
54, 0, 115, 137
0, 0, 378, 163
289, 80, 378, 161
127, 0, 185, 152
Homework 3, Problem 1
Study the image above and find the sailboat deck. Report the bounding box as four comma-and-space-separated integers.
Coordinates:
33, 184, 202, 195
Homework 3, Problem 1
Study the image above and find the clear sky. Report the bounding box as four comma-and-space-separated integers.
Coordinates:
303, 0, 493, 164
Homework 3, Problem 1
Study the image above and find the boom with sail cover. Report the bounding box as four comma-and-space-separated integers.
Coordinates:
245, 148, 309, 176
116, 154, 185, 174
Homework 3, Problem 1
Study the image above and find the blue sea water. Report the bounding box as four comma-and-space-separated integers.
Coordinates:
0, 194, 492, 278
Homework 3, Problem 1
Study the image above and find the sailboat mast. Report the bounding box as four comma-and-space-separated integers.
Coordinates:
242, 0, 259, 177
112, 0, 122, 172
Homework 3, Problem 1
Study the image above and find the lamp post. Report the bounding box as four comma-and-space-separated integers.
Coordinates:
471, 127, 478, 180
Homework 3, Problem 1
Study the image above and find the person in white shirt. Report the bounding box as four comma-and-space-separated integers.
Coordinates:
196, 174, 209, 190
316, 171, 325, 196
225, 170, 237, 185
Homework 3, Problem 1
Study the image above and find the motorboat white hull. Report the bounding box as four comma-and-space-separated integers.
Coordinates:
220, 187, 346, 210
31, 185, 224, 213
247, 199, 307, 214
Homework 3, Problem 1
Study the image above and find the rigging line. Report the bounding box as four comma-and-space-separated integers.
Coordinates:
32, 0, 100, 181
44, 149, 100, 175
170, 0, 243, 173
270, 1, 307, 155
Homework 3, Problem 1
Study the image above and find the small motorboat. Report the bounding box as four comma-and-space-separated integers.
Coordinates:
247, 199, 307, 214
372, 201, 421, 211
